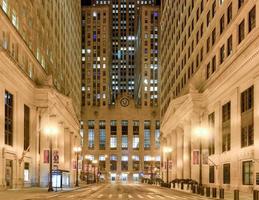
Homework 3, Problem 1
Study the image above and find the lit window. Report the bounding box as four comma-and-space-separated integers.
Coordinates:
110, 135, 117, 149
12, 10, 18, 28
2, 0, 7, 13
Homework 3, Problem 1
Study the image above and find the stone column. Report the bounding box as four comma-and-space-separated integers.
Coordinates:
170, 130, 177, 181
176, 128, 183, 179
64, 128, 71, 171
57, 122, 65, 169
183, 120, 191, 179
190, 113, 200, 182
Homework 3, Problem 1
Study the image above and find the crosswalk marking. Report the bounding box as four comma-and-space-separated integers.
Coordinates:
165, 196, 177, 199
137, 194, 144, 199
173, 196, 188, 200
75, 193, 211, 200
156, 195, 165, 199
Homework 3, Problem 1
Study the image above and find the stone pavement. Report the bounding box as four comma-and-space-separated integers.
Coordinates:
171, 186, 253, 200
0, 183, 91, 200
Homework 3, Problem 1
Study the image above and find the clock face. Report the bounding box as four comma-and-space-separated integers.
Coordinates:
120, 97, 129, 107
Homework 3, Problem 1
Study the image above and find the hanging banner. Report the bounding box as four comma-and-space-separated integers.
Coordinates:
193, 150, 200, 165
43, 150, 49, 164
169, 160, 173, 170
78, 160, 82, 170
72, 160, 77, 170
53, 150, 59, 164
203, 150, 208, 165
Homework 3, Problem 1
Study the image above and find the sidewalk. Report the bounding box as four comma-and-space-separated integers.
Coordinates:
171, 186, 253, 200
147, 182, 254, 200
0, 182, 92, 200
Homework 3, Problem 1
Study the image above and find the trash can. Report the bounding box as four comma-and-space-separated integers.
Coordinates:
219, 188, 224, 199
234, 190, 239, 200
212, 188, 217, 198
206, 187, 210, 197
201, 186, 205, 196
254, 190, 258, 200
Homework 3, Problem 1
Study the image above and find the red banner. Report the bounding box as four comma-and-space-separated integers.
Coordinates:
193, 150, 199, 165
43, 150, 49, 164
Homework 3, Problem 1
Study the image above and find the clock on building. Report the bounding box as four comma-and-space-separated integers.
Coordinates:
120, 97, 129, 107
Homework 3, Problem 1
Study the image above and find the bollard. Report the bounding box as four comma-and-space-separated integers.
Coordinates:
212, 188, 217, 198
191, 185, 195, 193
254, 190, 258, 200
200, 186, 204, 196
206, 187, 210, 197
192, 185, 197, 194
234, 190, 239, 200
197, 185, 201, 194
219, 188, 224, 199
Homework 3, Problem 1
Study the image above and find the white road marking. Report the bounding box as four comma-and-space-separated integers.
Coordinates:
173, 196, 187, 200
128, 194, 133, 198
137, 194, 144, 199
147, 195, 155, 199
47, 194, 58, 198
156, 195, 165, 199
165, 195, 177, 199
108, 194, 112, 199
97, 194, 103, 198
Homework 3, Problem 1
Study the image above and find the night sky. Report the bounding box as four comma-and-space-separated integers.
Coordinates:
81, 0, 161, 6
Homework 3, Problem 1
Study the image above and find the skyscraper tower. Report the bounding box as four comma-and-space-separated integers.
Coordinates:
91, 0, 156, 102
81, 1, 160, 182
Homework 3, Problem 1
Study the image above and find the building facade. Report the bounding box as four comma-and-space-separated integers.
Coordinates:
160, 0, 259, 193
81, 3, 160, 182
0, 0, 81, 189
82, 97, 160, 182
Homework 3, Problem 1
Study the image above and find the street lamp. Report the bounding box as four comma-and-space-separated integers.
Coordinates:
163, 147, 173, 184
74, 146, 82, 187
194, 127, 208, 187
45, 126, 58, 192
92, 160, 98, 183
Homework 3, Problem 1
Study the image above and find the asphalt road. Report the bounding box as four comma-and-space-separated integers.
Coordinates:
44, 183, 210, 200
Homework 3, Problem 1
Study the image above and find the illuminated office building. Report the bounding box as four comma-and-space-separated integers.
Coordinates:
160, 0, 259, 193
0, 0, 81, 189
81, 2, 160, 182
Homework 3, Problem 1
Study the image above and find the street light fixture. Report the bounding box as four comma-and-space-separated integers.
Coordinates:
194, 127, 208, 188
163, 147, 173, 184
45, 126, 58, 192
74, 146, 82, 187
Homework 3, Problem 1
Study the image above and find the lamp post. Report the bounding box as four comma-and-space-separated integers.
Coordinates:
163, 147, 173, 184
74, 146, 82, 187
45, 126, 58, 192
195, 127, 208, 187
92, 160, 98, 183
